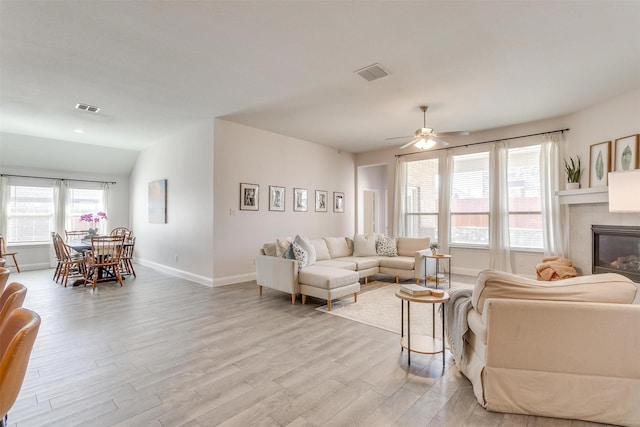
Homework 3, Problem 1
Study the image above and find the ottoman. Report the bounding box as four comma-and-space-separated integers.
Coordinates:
298, 266, 360, 311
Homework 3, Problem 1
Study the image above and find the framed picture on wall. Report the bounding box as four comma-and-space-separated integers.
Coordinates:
333, 191, 344, 213
240, 183, 259, 211
315, 190, 328, 212
293, 188, 308, 212
148, 179, 167, 223
269, 185, 285, 211
589, 141, 611, 188
614, 134, 639, 171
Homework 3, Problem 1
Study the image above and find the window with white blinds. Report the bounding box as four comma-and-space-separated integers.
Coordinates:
450, 152, 490, 246
507, 145, 543, 249
6, 185, 55, 243
404, 158, 439, 240
67, 187, 105, 233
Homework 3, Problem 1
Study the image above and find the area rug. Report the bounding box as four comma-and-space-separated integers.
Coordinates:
316, 281, 472, 336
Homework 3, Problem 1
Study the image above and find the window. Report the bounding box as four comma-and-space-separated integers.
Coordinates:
450, 152, 489, 245
404, 158, 439, 239
507, 145, 542, 249
6, 185, 55, 243
67, 187, 106, 233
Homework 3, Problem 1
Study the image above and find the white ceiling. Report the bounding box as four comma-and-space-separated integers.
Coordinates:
1, 1, 639, 154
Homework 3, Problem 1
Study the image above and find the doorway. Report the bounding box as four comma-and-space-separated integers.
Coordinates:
357, 164, 388, 235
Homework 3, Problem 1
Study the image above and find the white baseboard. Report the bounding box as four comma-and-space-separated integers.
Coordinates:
4, 262, 51, 272
213, 273, 256, 287
136, 258, 213, 287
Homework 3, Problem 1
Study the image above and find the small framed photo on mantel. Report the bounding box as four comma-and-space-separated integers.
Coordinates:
589, 141, 611, 188
240, 183, 259, 211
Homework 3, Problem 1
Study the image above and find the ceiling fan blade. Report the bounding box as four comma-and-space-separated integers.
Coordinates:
399, 138, 421, 149
435, 130, 469, 136
385, 135, 413, 141
430, 137, 450, 148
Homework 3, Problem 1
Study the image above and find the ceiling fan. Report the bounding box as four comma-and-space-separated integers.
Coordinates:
386, 106, 469, 150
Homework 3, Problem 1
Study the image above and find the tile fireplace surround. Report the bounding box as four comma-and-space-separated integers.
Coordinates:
592, 224, 640, 282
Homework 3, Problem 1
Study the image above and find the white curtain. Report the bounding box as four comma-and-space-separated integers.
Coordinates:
489, 142, 512, 272
51, 180, 67, 267
540, 133, 567, 257
393, 157, 407, 237
102, 182, 110, 234
439, 151, 454, 256
0, 176, 8, 239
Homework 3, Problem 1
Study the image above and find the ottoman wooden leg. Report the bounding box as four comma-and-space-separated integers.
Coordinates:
327, 299, 332, 311
302, 294, 307, 305
259, 285, 263, 296
291, 294, 296, 304
354, 293, 358, 303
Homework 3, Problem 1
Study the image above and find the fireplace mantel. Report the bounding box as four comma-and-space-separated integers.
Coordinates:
556, 187, 608, 205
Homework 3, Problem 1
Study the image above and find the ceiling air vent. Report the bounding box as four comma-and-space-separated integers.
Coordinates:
75, 103, 101, 113
354, 63, 390, 82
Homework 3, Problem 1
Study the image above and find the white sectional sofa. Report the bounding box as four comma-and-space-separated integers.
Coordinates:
255, 234, 430, 310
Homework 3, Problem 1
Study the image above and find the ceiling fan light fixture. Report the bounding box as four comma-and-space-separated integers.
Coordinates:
415, 127, 433, 137
415, 138, 436, 150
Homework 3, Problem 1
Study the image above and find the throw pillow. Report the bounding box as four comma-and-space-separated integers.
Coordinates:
262, 243, 277, 257
294, 234, 316, 265
284, 244, 296, 260
353, 233, 377, 257
376, 236, 398, 257
291, 242, 308, 270
276, 237, 293, 257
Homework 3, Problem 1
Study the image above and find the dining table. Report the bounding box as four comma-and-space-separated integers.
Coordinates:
66, 238, 133, 285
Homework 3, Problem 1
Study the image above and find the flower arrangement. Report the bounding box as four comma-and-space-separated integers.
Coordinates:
80, 212, 108, 237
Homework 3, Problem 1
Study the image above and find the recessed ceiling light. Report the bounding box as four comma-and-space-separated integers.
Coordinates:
75, 103, 100, 113
74, 129, 85, 134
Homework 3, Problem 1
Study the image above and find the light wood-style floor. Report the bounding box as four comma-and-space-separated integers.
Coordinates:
5, 267, 613, 427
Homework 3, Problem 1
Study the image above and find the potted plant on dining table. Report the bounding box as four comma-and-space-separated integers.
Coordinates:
80, 212, 108, 240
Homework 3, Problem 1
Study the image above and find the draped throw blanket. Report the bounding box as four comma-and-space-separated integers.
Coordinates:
443, 287, 473, 365
536, 256, 577, 281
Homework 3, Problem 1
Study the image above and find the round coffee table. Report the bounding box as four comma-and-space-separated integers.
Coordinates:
395, 290, 450, 367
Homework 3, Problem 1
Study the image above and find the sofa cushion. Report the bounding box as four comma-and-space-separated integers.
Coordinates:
472, 269, 638, 314
294, 235, 316, 265
345, 237, 354, 256
298, 266, 359, 290
324, 237, 351, 259
333, 256, 379, 270
376, 236, 398, 257
314, 260, 357, 270
378, 256, 414, 270
262, 243, 277, 257
353, 233, 377, 256
397, 237, 429, 257
276, 237, 293, 257
291, 242, 308, 269
311, 239, 331, 261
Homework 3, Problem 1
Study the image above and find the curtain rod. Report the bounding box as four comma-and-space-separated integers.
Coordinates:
395, 128, 570, 158
0, 174, 116, 185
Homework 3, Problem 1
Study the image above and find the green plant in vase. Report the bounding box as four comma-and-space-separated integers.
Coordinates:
564, 156, 582, 190
430, 242, 440, 255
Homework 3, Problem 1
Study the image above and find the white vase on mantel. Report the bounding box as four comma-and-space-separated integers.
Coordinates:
566, 182, 580, 190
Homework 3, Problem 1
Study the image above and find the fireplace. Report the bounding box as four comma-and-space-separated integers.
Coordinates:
592, 225, 640, 282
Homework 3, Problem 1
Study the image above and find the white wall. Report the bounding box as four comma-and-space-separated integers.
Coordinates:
355, 87, 640, 278
130, 120, 214, 285
213, 119, 355, 286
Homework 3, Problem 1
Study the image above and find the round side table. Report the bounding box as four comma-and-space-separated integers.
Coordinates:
395, 290, 449, 367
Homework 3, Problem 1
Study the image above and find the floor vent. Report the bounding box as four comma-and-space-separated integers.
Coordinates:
354, 63, 390, 82
75, 103, 101, 113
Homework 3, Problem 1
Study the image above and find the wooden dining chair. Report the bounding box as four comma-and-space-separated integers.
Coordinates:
85, 236, 124, 290
64, 230, 88, 242
0, 236, 20, 273
53, 234, 86, 287
119, 237, 136, 278
110, 227, 132, 241
0, 308, 41, 427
